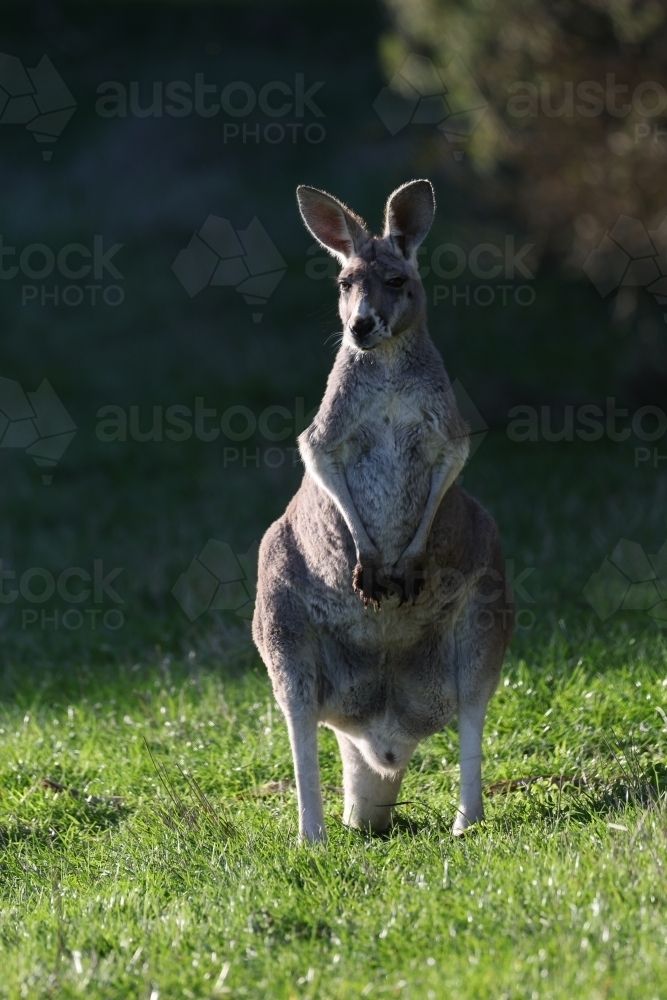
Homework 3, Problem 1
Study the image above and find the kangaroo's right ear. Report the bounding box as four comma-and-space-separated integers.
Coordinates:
383, 179, 435, 260
296, 186, 369, 264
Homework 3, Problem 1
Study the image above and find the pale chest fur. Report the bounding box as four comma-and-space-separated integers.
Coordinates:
339, 386, 444, 563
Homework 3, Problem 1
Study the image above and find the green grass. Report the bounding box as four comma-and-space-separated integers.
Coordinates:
1, 633, 667, 999
2, 437, 667, 999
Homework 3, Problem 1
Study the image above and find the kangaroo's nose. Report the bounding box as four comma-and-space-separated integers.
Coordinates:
351, 315, 375, 338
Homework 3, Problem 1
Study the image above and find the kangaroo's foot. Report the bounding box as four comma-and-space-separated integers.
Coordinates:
452, 803, 484, 836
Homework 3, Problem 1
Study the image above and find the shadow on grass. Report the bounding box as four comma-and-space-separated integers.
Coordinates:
490, 756, 667, 829
328, 802, 446, 842
249, 907, 334, 944
0, 627, 262, 711
0, 795, 130, 849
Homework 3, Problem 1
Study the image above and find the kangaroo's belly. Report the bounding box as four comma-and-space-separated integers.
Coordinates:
318, 636, 458, 773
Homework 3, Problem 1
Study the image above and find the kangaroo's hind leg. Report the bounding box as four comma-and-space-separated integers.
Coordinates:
452, 586, 513, 836
453, 696, 489, 835
258, 639, 326, 840
335, 732, 405, 833
284, 700, 326, 842
267, 644, 326, 841
265, 649, 326, 841
254, 576, 326, 842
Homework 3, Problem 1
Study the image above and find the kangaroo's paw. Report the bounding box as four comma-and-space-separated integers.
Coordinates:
352, 561, 383, 609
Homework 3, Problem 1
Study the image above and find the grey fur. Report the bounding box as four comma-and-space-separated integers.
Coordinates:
253, 180, 514, 841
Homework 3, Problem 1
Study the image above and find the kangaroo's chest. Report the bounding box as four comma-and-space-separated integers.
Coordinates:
342, 390, 440, 464
340, 390, 442, 554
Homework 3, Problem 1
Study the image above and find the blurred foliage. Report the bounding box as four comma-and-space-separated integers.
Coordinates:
379, 0, 667, 265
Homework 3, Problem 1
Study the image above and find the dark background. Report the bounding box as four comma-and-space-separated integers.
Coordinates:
1, 0, 666, 669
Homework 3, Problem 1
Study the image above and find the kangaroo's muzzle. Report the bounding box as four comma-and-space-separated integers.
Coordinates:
349, 309, 388, 349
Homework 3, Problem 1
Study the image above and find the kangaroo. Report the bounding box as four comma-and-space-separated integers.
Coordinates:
252, 180, 514, 841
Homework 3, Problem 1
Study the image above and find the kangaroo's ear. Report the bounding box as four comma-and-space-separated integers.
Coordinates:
297, 185, 370, 264
383, 179, 435, 259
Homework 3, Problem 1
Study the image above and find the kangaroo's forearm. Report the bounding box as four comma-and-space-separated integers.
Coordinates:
301, 443, 376, 558
405, 444, 468, 556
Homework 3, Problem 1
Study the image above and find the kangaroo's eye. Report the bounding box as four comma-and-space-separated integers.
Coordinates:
338, 280, 351, 291
386, 277, 405, 288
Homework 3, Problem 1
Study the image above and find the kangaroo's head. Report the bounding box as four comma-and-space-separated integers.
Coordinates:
297, 179, 435, 351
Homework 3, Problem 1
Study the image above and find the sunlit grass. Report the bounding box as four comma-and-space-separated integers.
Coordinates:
1, 619, 666, 999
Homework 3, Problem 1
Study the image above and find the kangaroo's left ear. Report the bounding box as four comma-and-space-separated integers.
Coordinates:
383, 179, 435, 259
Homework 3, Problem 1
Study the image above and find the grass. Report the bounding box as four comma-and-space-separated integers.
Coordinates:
1, 435, 667, 999
1, 633, 667, 999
